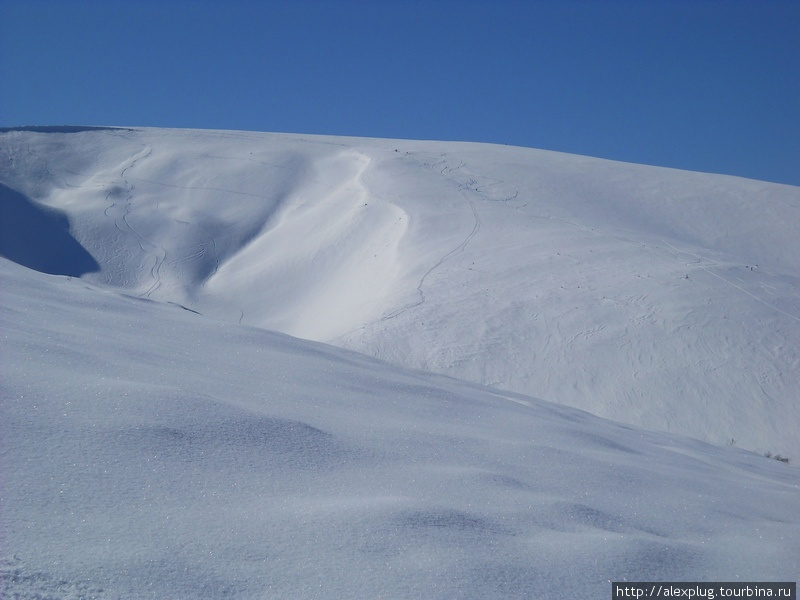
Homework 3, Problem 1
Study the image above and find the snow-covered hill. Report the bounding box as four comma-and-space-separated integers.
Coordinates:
2, 126, 797, 457
2, 258, 799, 598
1, 127, 799, 598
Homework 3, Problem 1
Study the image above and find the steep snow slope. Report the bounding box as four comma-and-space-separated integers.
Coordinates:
1, 127, 798, 460
2, 259, 798, 599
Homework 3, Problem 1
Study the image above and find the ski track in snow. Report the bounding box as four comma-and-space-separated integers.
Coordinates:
380, 194, 480, 322
99, 144, 165, 296
381, 156, 483, 322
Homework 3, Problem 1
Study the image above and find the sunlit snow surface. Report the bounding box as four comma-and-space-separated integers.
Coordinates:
1, 127, 799, 598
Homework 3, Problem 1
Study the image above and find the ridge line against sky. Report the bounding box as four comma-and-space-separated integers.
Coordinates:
1, 0, 798, 187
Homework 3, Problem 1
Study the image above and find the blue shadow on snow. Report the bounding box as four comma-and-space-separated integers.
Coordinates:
0, 184, 100, 276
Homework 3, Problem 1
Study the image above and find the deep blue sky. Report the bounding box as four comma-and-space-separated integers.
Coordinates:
1, 0, 798, 186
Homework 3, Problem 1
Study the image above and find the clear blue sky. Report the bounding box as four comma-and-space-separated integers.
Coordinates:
1, 0, 798, 186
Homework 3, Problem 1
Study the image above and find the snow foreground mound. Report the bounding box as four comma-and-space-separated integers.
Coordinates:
2, 259, 799, 599
0, 126, 798, 458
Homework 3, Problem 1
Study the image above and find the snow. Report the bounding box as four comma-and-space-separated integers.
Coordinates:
1, 127, 799, 598
3, 127, 798, 458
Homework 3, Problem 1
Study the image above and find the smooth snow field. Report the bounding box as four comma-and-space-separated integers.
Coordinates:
1, 127, 798, 598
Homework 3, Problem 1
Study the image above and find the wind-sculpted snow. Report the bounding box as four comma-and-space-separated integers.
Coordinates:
1, 127, 797, 460
1, 260, 798, 598
0, 183, 99, 276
